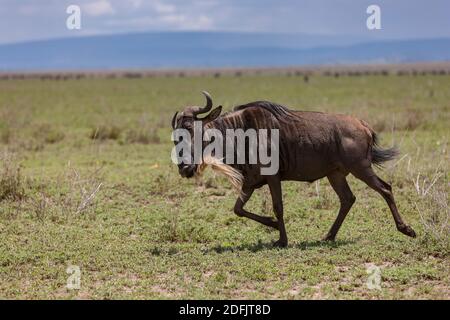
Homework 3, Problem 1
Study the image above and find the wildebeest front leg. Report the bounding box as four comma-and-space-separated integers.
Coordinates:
267, 177, 288, 247
233, 187, 279, 229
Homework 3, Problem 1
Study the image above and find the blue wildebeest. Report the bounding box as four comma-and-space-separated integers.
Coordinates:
171, 92, 416, 247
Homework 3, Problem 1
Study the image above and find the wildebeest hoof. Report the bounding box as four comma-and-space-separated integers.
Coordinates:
273, 239, 288, 248
398, 225, 417, 238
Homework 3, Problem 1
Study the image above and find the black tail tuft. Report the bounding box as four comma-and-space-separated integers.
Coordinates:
371, 133, 399, 167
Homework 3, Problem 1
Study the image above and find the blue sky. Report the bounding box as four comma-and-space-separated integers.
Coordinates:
1, 0, 449, 44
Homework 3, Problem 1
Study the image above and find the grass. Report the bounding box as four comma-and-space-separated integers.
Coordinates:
0, 73, 448, 299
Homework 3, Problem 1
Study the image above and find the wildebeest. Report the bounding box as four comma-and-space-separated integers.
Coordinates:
171, 92, 416, 247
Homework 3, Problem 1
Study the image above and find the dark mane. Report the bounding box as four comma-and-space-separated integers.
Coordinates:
233, 101, 295, 120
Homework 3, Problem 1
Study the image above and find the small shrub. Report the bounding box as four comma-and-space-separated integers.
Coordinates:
159, 207, 213, 243
34, 124, 65, 144
403, 111, 422, 131
367, 110, 422, 133
124, 128, 160, 144
30, 165, 103, 220
0, 127, 11, 144
413, 173, 449, 247
90, 125, 122, 140
0, 152, 24, 201
372, 117, 388, 132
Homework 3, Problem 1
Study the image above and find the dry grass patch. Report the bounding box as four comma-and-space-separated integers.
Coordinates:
0, 151, 24, 202
123, 127, 160, 144
90, 125, 122, 141
33, 123, 65, 144
30, 165, 104, 221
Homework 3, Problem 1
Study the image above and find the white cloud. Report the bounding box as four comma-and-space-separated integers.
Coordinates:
83, 0, 115, 17
160, 14, 212, 29
105, 13, 213, 31
104, 1, 213, 30
153, 1, 176, 14
2, 0, 450, 44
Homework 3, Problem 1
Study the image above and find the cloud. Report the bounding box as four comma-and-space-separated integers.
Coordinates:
104, 1, 213, 30
153, 1, 176, 14
1, 0, 450, 44
105, 13, 213, 31
160, 14, 212, 29
83, 0, 115, 17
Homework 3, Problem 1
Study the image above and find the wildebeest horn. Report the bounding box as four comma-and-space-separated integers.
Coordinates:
192, 91, 213, 118
171, 111, 178, 129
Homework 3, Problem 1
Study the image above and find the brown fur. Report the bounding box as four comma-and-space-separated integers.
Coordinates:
172, 94, 416, 247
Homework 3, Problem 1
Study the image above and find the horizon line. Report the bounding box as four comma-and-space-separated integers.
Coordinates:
2, 30, 450, 47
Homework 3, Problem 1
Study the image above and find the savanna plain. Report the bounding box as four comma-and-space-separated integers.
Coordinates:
0, 71, 448, 299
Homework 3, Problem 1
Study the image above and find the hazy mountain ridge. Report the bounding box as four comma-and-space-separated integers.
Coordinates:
1, 32, 449, 70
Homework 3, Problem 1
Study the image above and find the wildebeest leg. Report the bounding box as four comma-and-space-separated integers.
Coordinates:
352, 166, 416, 238
267, 177, 288, 247
234, 187, 279, 229
323, 171, 356, 241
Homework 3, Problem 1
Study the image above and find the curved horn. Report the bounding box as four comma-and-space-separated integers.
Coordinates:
192, 91, 213, 118
171, 111, 178, 129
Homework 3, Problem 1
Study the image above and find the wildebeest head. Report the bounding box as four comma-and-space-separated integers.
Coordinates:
171, 91, 222, 178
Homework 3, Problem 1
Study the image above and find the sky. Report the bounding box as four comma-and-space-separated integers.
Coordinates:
1, 0, 449, 44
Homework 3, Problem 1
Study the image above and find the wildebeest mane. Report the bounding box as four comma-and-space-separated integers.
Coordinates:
208, 100, 297, 132
233, 101, 295, 120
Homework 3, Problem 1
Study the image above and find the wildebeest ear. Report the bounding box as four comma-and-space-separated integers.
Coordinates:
203, 106, 222, 122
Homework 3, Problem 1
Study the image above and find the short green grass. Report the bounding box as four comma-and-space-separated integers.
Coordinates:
0, 74, 448, 299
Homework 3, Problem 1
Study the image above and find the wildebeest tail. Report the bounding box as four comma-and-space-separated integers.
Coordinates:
371, 132, 399, 167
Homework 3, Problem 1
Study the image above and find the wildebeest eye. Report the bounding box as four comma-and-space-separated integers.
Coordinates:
183, 122, 192, 130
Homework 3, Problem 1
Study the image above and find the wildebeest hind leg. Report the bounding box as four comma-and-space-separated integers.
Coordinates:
323, 171, 356, 241
233, 187, 279, 230
351, 166, 416, 238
